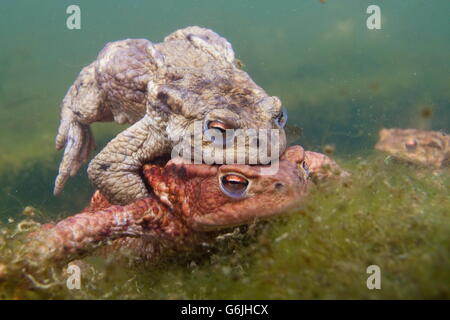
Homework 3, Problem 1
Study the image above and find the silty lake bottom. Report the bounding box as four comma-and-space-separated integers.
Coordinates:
0, 0, 449, 299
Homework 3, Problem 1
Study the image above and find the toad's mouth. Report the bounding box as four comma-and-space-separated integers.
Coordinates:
190, 199, 304, 232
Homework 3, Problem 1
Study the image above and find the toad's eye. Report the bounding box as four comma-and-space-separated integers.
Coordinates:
302, 161, 310, 177
204, 120, 235, 146
220, 174, 249, 198
405, 138, 418, 152
207, 120, 229, 133
274, 108, 288, 128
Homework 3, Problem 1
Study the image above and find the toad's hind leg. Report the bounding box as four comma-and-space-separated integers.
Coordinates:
54, 63, 110, 195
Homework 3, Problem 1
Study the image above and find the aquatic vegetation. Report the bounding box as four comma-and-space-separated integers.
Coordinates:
0, 156, 448, 299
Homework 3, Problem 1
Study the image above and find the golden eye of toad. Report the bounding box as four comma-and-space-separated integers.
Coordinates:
220, 174, 249, 196
208, 120, 229, 132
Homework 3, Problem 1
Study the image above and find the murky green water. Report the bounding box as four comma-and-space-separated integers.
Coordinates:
0, 1, 449, 299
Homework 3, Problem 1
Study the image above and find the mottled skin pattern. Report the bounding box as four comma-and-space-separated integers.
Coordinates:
375, 128, 450, 168
28, 146, 311, 266
55, 26, 287, 205
304, 151, 350, 182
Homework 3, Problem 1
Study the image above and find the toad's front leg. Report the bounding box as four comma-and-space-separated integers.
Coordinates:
87, 115, 171, 205
23, 197, 172, 268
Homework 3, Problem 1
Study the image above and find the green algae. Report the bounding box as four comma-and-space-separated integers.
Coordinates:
1, 156, 449, 299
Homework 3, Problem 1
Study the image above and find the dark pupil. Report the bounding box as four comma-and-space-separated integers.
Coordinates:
276, 111, 286, 127
302, 161, 310, 176
405, 141, 417, 151
278, 113, 284, 122
222, 176, 248, 194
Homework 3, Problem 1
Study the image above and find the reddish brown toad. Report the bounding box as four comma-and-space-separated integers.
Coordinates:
26, 146, 313, 266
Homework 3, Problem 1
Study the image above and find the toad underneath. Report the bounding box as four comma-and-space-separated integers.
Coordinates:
24, 146, 347, 267
54, 26, 287, 205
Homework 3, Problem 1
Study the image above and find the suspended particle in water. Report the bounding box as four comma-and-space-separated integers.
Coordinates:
420, 106, 433, 119
323, 144, 335, 155
368, 82, 381, 92
23, 206, 37, 217
286, 125, 303, 145
338, 87, 350, 97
